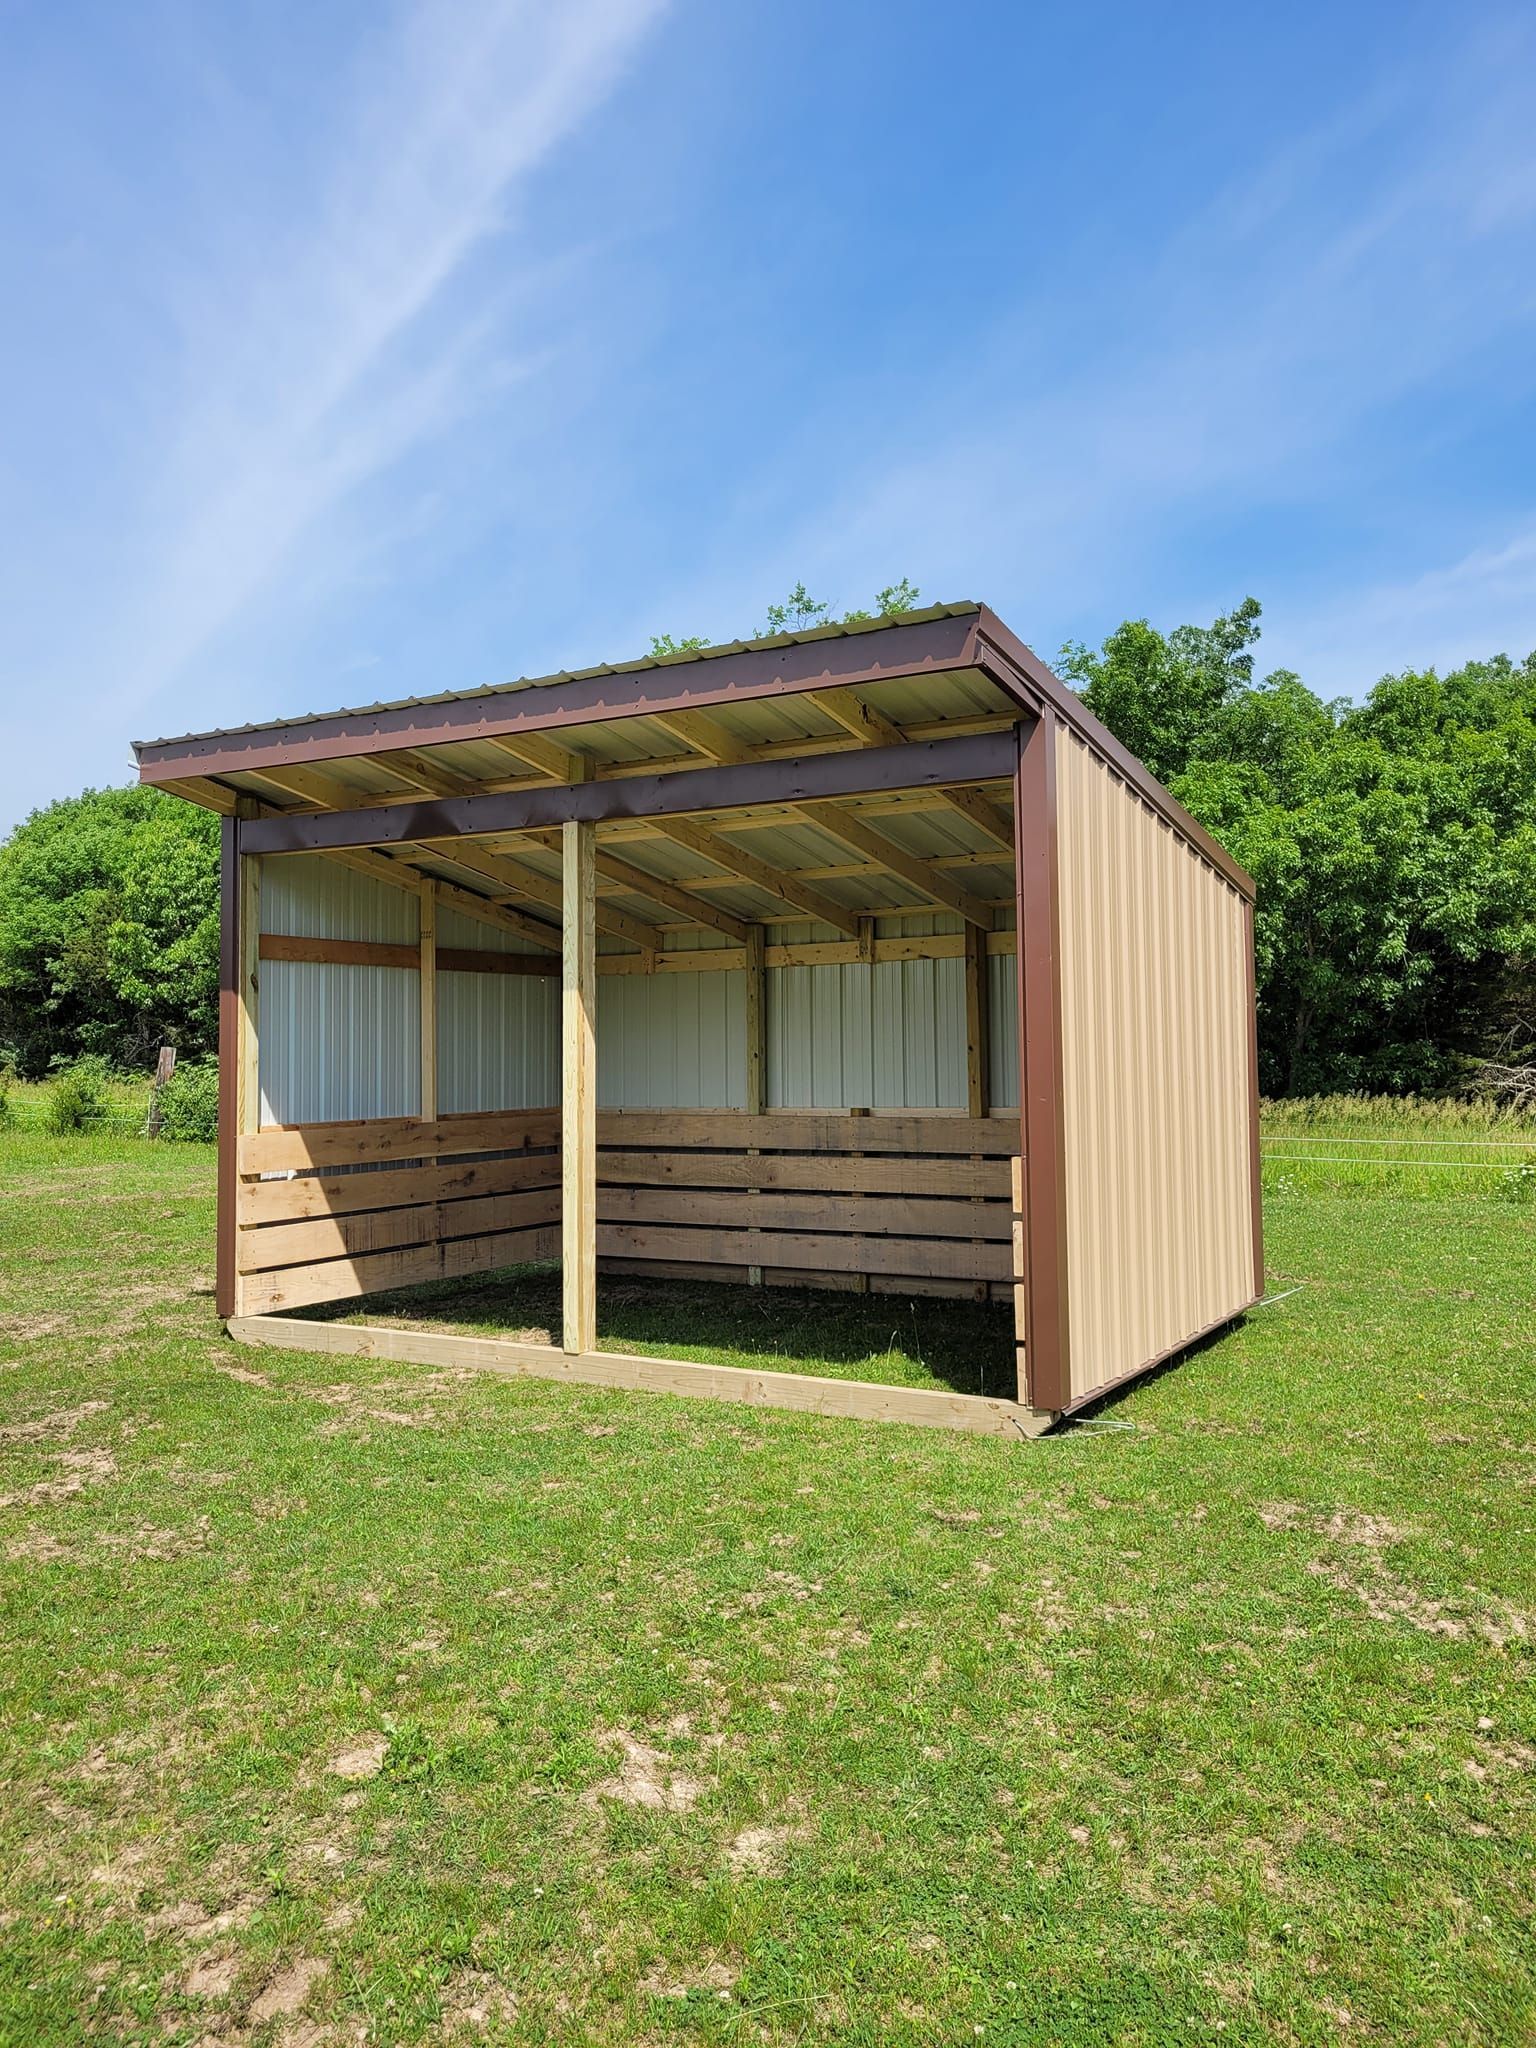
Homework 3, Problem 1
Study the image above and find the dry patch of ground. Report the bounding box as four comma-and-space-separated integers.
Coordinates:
590, 1730, 704, 1814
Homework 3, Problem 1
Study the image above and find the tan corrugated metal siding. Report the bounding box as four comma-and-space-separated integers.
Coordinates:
1054, 727, 1256, 1404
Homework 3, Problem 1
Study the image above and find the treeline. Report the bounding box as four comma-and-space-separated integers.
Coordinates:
0, 593, 1530, 1096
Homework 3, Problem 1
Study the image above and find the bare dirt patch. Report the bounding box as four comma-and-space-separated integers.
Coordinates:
0, 1398, 109, 1444
1260, 1502, 1408, 1546
0, 1445, 120, 1507
590, 1731, 703, 1813
249, 1956, 329, 2023
724, 1822, 797, 1875
184, 1952, 241, 2000
439, 1968, 519, 2032
328, 1736, 387, 1782
1307, 1557, 1532, 1647
640, 1958, 738, 1999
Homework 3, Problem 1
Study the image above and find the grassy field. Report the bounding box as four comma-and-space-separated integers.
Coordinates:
0, 1102, 1533, 2045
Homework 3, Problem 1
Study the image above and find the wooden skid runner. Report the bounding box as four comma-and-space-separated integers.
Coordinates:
226, 1314, 1055, 1439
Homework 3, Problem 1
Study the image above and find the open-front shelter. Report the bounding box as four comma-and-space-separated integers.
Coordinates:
135, 603, 1263, 1435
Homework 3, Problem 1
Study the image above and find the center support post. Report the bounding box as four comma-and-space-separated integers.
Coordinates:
562, 819, 598, 1354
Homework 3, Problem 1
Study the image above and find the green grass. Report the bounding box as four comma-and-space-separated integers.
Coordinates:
1, 1110, 1533, 2045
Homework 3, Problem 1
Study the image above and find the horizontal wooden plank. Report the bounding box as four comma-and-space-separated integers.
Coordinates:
596, 1222, 1010, 1281
593, 931, 1019, 976
239, 1186, 561, 1274
238, 1151, 562, 1226
595, 1111, 1020, 1157
595, 1148, 1010, 1198
226, 1314, 1055, 1436
259, 932, 558, 976
235, 1223, 560, 1315
240, 1108, 559, 1175
261, 933, 417, 969
598, 1257, 1013, 1304
596, 1184, 1010, 1241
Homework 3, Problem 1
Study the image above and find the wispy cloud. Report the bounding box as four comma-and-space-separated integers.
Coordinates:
108, 0, 667, 733
639, 21, 1536, 662
1265, 526, 1536, 695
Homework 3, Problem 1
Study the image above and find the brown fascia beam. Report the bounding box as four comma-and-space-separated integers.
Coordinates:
135, 611, 984, 784
237, 729, 1020, 859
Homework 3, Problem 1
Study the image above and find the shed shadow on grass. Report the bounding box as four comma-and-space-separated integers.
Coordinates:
292, 1262, 1017, 1401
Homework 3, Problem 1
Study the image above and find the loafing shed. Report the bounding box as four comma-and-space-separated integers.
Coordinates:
135, 603, 1263, 1436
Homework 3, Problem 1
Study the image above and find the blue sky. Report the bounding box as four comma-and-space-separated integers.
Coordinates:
2, 0, 1534, 831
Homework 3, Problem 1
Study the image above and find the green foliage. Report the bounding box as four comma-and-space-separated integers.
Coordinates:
42, 1055, 113, 1135
0, 786, 220, 1078
1063, 603, 1536, 1095
651, 580, 924, 655
0, 1069, 11, 1130
155, 1056, 219, 1142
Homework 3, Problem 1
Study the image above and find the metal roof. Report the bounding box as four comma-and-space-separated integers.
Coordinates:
132, 602, 982, 754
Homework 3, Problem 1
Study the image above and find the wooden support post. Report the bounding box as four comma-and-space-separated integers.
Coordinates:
418, 880, 438, 1122
562, 820, 597, 1355
218, 800, 262, 1322
964, 918, 990, 1120
744, 924, 765, 1287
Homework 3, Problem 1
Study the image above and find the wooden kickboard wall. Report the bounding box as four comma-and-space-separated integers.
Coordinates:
234, 1107, 1022, 1318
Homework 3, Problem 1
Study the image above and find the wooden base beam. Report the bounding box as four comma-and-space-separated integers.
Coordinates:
226, 1314, 1056, 1438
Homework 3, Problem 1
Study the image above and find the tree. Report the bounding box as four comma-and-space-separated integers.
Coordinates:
1064, 604, 1536, 1094
0, 787, 220, 1076
650, 579, 923, 659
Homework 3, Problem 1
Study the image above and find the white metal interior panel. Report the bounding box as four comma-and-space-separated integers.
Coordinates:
258, 854, 420, 1126
259, 962, 419, 1126
436, 899, 558, 1112
438, 971, 559, 1113
598, 970, 746, 1108
261, 854, 418, 942
988, 954, 1019, 1110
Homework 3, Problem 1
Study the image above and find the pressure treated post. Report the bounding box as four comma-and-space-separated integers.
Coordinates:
418, 880, 437, 1122
218, 799, 261, 1323
744, 923, 765, 1287
562, 820, 597, 1354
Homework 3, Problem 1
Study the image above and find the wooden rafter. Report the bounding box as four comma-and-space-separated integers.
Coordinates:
592, 850, 750, 944
649, 690, 1008, 922
309, 843, 561, 952
485, 730, 586, 783
812, 687, 1014, 848
650, 819, 862, 936
426, 840, 661, 956
791, 802, 995, 930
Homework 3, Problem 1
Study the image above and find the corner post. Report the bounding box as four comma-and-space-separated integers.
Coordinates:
1014, 713, 1071, 1411
562, 820, 597, 1354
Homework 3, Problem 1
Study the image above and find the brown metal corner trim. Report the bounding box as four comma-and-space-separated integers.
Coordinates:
972, 607, 1256, 903
1013, 711, 1071, 1411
